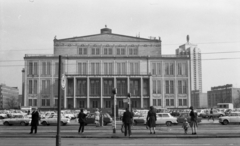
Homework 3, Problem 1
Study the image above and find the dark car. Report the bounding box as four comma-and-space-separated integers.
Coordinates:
177, 112, 202, 124
85, 113, 112, 126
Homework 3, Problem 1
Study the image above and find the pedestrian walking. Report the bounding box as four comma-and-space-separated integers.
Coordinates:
146, 106, 156, 134
208, 108, 214, 121
189, 106, 198, 135
122, 107, 133, 137
182, 118, 190, 134
78, 109, 87, 134
95, 108, 100, 127
29, 108, 40, 134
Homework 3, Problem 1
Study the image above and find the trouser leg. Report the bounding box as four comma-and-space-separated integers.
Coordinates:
35, 125, 37, 133
128, 124, 131, 136
124, 124, 127, 136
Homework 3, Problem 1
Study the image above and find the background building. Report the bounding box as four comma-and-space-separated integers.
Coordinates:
207, 84, 240, 108
0, 84, 19, 109
191, 90, 207, 108
23, 27, 191, 110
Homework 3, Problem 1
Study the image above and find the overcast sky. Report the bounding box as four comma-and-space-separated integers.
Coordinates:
0, 0, 240, 93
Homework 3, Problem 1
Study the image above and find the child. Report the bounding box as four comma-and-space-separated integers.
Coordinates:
182, 118, 190, 134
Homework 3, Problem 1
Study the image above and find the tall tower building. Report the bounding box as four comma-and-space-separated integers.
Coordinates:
176, 35, 202, 93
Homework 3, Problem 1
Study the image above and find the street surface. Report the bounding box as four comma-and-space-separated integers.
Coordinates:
0, 138, 239, 146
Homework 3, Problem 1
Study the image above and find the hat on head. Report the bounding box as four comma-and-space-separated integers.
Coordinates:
189, 106, 193, 110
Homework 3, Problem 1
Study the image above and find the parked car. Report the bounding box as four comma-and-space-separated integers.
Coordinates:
199, 109, 225, 118
133, 114, 147, 125
2, 114, 31, 126
85, 113, 112, 126
40, 114, 70, 126
219, 112, 240, 125
154, 113, 178, 126
177, 112, 202, 124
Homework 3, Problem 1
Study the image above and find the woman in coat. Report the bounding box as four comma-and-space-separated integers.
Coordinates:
78, 109, 87, 133
146, 106, 157, 134
189, 106, 198, 135
29, 108, 40, 134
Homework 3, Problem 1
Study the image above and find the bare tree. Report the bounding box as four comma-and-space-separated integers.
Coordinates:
5, 96, 19, 109
233, 90, 240, 108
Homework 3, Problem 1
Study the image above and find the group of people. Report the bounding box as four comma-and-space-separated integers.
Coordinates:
28, 106, 199, 136
121, 105, 198, 137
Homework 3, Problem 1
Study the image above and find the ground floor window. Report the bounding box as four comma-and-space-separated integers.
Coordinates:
42, 99, 50, 106
118, 100, 124, 108
166, 99, 174, 106
105, 100, 111, 108
92, 100, 99, 108
29, 99, 37, 106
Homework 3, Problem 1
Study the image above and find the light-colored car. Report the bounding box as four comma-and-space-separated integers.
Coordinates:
219, 112, 240, 125
144, 113, 178, 126
2, 114, 31, 126
40, 114, 70, 126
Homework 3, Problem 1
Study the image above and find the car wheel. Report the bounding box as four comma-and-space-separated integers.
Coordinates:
42, 121, 47, 126
223, 120, 229, 125
3, 121, 9, 126
166, 121, 172, 126
20, 122, 25, 126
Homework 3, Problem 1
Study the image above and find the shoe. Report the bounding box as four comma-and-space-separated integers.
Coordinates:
154, 131, 155, 134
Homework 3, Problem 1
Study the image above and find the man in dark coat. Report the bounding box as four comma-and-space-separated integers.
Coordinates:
122, 107, 133, 137
29, 108, 40, 134
78, 109, 87, 133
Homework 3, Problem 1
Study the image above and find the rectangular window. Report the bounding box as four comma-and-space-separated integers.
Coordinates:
130, 63, 134, 74
170, 63, 174, 75
34, 62, 38, 75
33, 80, 37, 94
117, 48, 120, 55
29, 99, 32, 106
42, 99, 45, 106
129, 48, 133, 55
117, 63, 121, 74
76, 79, 87, 96
92, 101, 98, 108
183, 80, 187, 94
121, 48, 125, 55
170, 99, 174, 106
157, 99, 161, 106
153, 80, 156, 94
33, 99, 37, 106
84, 48, 87, 54
96, 63, 100, 74
165, 81, 169, 94
153, 99, 157, 106
134, 48, 138, 55
79, 48, 82, 55
179, 99, 182, 106
78, 62, 88, 75
29, 62, 33, 75
152, 63, 156, 75
117, 79, 127, 96
130, 79, 140, 96
166, 99, 169, 106
131, 100, 137, 108
67, 78, 74, 96
157, 63, 161, 75
47, 62, 51, 75
129, 62, 139, 75
42, 62, 46, 75
183, 99, 187, 106
165, 63, 169, 75
90, 79, 100, 96
143, 79, 149, 96
91, 48, 95, 55
170, 81, 174, 94
178, 63, 182, 75
178, 81, 182, 94
104, 48, 108, 55
80, 100, 85, 108
91, 63, 95, 75
96, 48, 100, 55
109, 48, 113, 55
103, 79, 114, 96
42, 62, 51, 75
157, 80, 161, 94
29, 80, 33, 94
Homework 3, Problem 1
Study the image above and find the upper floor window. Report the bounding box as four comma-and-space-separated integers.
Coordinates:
177, 63, 187, 75
42, 62, 51, 75
153, 80, 161, 94
91, 48, 100, 55
79, 48, 87, 55
128, 48, 138, 55
116, 62, 126, 75
41, 79, 51, 94
28, 62, 38, 75
129, 62, 140, 75
151, 62, 161, 75
165, 80, 174, 94
103, 79, 114, 96
90, 79, 100, 96
103, 48, 113, 55
28, 79, 38, 94
178, 80, 187, 94
55, 62, 64, 75
117, 79, 127, 96
91, 62, 100, 75
104, 62, 113, 75
165, 62, 174, 75
78, 62, 88, 75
